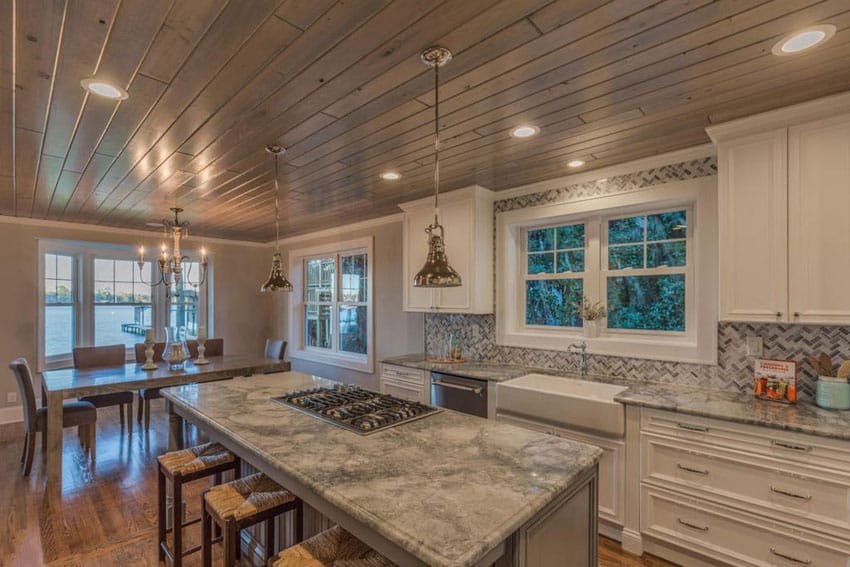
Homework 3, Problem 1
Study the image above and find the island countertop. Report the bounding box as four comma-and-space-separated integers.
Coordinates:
162, 372, 601, 567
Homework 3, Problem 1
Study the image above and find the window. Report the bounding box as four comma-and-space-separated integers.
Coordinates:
39, 240, 212, 369
289, 238, 373, 373
496, 177, 717, 363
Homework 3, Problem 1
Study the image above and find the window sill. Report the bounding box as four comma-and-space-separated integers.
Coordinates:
496, 329, 716, 365
289, 348, 374, 374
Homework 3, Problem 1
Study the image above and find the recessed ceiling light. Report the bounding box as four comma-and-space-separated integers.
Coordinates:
567, 159, 585, 168
380, 171, 401, 180
511, 125, 539, 138
80, 78, 129, 100
772, 24, 836, 55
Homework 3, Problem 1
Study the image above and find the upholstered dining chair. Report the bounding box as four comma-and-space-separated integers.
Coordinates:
73, 344, 134, 434
9, 358, 97, 476
186, 338, 224, 359
133, 342, 165, 431
264, 338, 287, 360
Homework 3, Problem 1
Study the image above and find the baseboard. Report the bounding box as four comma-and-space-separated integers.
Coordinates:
0, 404, 23, 424
598, 521, 623, 542
620, 528, 643, 556
643, 538, 718, 567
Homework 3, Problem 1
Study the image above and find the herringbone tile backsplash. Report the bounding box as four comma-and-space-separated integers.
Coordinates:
423, 155, 850, 401
425, 315, 850, 401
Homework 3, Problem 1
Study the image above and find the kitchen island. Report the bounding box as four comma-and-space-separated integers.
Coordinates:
162, 371, 601, 566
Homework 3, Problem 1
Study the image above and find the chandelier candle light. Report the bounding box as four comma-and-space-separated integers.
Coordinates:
137, 207, 208, 298
261, 144, 294, 292
413, 46, 462, 288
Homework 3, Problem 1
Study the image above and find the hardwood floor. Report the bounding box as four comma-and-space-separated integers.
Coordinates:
0, 402, 677, 566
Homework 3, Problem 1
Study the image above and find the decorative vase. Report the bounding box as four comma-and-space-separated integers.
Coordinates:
163, 326, 190, 371
141, 328, 158, 370
582, 319, 600, 338
194, 326, 209, 365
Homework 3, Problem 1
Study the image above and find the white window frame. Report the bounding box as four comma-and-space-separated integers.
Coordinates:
496, 177, 717, 364
288, 237, 374, 373
37, 239, 212, 370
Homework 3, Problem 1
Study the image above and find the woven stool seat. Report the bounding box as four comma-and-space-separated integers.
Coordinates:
158, 442, 235, 477
204, 472, 296, 523
270, 525, 395, 567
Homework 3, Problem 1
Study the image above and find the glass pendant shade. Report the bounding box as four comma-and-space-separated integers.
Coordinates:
261, 144, 293, 293
413, 46, 462, 289
414, 224, 461, 287
261, 251, 293, 292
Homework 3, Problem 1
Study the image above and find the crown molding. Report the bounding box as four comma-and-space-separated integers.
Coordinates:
494, 143, 716, 201
707, 90, 850, 142
398, 184, 495, 212
0, 214, 269, 247
272, 213, 404, 246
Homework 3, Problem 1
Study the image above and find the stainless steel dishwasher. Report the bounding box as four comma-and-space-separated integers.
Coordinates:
430, 372, 488, 418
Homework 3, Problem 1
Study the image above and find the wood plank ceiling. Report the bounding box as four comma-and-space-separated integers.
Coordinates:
2, 0, 850, 241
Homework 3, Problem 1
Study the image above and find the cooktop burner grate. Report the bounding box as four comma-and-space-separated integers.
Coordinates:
271, 385, 441, 435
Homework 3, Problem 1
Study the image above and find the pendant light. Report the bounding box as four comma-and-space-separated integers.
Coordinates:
413, 46, 462, 288
261, 144, 293, 292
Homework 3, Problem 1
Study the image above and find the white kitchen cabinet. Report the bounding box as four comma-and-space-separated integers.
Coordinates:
709, 93, 850, 324
716, 129, 788, 323
400, 185, 494, 313
380, 364, 428, 404
788, 113, 850, 324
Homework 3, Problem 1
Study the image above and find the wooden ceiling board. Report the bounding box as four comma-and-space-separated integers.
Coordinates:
5, 0, 850, 240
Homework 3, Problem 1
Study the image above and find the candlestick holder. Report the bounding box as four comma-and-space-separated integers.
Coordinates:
142, 336, 158, 370
195, 335, 209, 365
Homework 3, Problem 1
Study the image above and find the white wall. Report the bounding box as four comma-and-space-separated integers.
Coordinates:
271, 220, 423, 390
0, 219, 275, 409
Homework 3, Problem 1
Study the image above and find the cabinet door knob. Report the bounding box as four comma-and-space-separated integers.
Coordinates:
776, 312, 782, 317
793, 312, 800, 317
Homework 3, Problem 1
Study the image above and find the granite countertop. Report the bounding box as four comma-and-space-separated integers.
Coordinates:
382, 355, 850, 440
162, 372, 601, 567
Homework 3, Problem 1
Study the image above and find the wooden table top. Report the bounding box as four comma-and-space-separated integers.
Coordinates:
41, 354, 290, 399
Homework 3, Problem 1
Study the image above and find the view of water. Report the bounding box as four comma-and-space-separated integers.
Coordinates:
45, 305, 197, 356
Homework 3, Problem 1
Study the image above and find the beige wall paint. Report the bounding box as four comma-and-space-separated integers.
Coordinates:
272, 220, 423, 390
0, 220, 275, 409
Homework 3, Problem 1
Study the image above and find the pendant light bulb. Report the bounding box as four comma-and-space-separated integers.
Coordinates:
413, 46, 461, 288
261, 144, 293, 292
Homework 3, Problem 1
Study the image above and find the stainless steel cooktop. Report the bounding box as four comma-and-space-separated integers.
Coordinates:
271, 385, 441, 435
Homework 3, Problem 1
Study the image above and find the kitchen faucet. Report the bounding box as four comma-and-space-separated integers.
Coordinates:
568, 341, 587, 377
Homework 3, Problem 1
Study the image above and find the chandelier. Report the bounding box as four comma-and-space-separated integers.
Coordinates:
260, 144, 293, 292
413, 46, 462, 288
137, 207, 208, 298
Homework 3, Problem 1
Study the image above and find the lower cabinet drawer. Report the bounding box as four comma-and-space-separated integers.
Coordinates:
641, 486, 850, 566
642, 434, 850, 533
381, 380, 423, 403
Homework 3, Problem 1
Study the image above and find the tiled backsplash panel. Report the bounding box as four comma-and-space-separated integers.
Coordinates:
422, 154, 850, 402
425, 315, 850, 401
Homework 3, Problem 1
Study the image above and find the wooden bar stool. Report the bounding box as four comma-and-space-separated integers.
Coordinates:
268, 525, 395, 566
202, 472, 303, 566
158, 442, 240, 567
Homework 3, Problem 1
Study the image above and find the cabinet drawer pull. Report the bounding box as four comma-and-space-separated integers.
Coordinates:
771, 440, 811, 452
770, 486, 812, 501
770, 548, 811, 565
677, 464, 709, 475
677, 518, 709, 531
676, 422, 709, 433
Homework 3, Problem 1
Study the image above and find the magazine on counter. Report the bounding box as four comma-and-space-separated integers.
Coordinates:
753, 358, 797, 404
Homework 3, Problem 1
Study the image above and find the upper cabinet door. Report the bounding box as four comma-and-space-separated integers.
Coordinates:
788, 114, 850, 324
433, 199, 473, 311
718, 130, 788, 322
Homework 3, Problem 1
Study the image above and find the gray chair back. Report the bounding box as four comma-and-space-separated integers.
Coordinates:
265, 339, 287, 360
186, 338, 223, 358
9, 358, 37, 434
73, 344, 126, 369
134, 342, 166, 363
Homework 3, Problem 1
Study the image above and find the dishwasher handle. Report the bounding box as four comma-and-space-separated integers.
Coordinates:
432, 379, 484, 396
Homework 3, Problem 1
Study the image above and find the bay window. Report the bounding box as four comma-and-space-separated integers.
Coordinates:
39, 240, 212, 369
497, 177, 716, 363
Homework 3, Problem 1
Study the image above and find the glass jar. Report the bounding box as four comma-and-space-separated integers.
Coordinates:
163, 326, 190, 371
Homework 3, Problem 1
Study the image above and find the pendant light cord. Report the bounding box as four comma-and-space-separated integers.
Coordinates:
433, 58, 440, 225
273, 152, 281, 252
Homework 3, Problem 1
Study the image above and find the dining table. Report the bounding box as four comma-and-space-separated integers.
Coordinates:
39, 354, 290, 486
